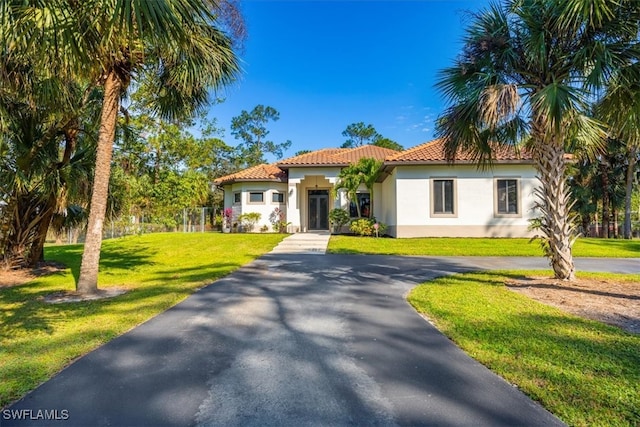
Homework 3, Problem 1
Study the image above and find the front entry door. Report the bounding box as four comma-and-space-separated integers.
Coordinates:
308, 190, 329, 230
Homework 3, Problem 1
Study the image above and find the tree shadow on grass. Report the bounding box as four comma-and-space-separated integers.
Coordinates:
45, 241, 158, 284
406, 271, 640, 425
0, 255, 243, 341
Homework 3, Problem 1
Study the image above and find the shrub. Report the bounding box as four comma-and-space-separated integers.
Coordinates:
329, 208, 350, 233
238, 212, 261, 232
269, 208, 289, 233
349, 218, 387, 237
214, 214, 223, 229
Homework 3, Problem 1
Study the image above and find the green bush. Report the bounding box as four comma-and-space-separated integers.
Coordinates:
349, 218, 387, 237
238, 212, 261, 232
329, 208, 350, 232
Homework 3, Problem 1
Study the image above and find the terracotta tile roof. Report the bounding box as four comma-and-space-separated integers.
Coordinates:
333, 145, 400, 163
214, 140, 534, 186
278, 145, 400, 167
385, 138, 534, 164
213, 163, 287, 186
277, 148, 349, 167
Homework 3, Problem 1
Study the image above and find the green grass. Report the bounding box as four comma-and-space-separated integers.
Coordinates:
407, 271, 640, 427
328, 236, 640, 257
0, 232, 284, 408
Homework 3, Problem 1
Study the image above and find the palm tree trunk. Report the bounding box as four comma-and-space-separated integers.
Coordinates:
581, 213, 591, 237
623, 146, 637, 239
600, 161, 611, 238
77, 71, 121, 294
28, 200, 55, 266
533, 140, 576, 281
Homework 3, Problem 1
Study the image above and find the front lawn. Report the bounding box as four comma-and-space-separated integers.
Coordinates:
0, 232, 284, 408
407, 271, 640, 427
328, 236, 640, 257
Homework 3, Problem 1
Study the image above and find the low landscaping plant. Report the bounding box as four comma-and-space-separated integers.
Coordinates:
349, 218, 387, 237
238, 212, 261, 232
0, 232, 284, 408
407, 271, 640, 427
329, 208, 350, 233
268, 208, 289, 233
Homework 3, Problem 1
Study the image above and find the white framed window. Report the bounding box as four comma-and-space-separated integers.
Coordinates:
248, 191, 265, 204
431, 178, 457, 217
272, 192, 285, 204
494, 178, 521, 216
233, 192, 241, 204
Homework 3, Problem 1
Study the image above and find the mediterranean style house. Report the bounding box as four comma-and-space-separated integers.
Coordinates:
213, 139, 539, 238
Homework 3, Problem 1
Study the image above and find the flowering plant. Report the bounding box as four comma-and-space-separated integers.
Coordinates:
269, 208, 289, 233
223, 208, 233, 228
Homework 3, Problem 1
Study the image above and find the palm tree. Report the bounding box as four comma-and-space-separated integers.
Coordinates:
0, 52, 98, 270
436, 0, 639, 280
333, 158, 383, 219
596, 66, 640, 239
334, 164, 364, 218
357, 158, 383, 218
3, 0, 241, 293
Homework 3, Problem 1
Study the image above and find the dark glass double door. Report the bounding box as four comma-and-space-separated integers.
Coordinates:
308, 190, 329, 230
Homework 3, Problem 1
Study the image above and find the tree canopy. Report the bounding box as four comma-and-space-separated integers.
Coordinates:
230, 105, 292, 166
1, 0, 242, 293
341, 122, 403, 151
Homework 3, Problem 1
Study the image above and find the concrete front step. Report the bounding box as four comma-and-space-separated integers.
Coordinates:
270, 232, 331, 254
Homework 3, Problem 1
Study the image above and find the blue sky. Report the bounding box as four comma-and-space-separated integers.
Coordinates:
209, 0, 491, 159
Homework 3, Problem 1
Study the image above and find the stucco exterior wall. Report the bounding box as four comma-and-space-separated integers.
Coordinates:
288, 167, 342, 181
286, 170, 340, 232
392, 164, 539, 238
223, 182, 287, 232
378, 168, 397, 236
221, 162, 539, 238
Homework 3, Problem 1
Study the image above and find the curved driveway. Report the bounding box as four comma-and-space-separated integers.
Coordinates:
6, 254, 638, 426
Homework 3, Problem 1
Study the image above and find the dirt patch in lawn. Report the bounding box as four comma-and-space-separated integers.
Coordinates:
506, 276, 640, 335
0, 262, 67, 287
1, 262, 129, 303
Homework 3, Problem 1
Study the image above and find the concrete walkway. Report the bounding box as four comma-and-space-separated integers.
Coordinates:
269, 231, 331, 254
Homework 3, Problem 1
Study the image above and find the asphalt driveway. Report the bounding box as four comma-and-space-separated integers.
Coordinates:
5, 255, 638, 426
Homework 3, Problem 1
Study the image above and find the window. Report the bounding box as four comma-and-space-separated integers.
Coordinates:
248, 192, 264, 203
495, 179, 520, 215
272, 192, 285, 203
233, 192, 241, 204
432, 179, 456, 216
349, 193, 370, 217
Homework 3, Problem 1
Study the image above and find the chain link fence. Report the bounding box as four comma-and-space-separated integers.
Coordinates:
49, 207, 218, 245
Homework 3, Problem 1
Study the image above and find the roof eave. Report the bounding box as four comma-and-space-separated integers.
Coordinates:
277, 162, 348, 169
383, 159, 535, 166
214, 178, 287, 186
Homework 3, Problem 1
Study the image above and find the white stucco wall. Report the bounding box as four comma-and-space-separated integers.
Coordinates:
379, 168, 397, 235
223, 182, 287, 232
288, 167, 342, 181
287, 168, 342, 232
393, 164, 539, 237
222, 162, 539, 237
